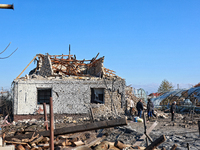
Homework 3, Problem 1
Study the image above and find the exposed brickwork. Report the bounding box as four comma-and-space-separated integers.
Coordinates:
14, 114, 45, 122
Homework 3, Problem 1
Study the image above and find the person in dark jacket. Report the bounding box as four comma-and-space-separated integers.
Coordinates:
147, 99, 154, 120
152, 102, 157, 118
170, 101, 176, 121
136, 99, 143, 118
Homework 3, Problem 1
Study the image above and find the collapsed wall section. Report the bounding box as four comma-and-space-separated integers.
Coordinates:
87, 57, 105, 77
38, 55, 53, 77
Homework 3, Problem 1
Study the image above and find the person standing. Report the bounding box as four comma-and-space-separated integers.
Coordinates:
152, 103, 157, 118
136, 99, 143, 118
147, 99, 154, 120
170, 101, 176, 121
130, 100, 134, 117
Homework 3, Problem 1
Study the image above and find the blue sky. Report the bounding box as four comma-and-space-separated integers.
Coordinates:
0, 0, 200, 93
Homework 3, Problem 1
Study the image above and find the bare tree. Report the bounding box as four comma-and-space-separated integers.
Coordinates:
0, 90, 13, 122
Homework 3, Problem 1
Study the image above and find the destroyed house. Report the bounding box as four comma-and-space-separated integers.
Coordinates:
12, 53, 126, 121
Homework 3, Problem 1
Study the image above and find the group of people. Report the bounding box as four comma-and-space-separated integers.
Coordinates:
135, 99, 156, 120
135, 99, 176, 121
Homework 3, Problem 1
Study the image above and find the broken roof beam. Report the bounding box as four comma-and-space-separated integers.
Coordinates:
88, 57, 104, 68
15, 55, 37, 80
53, 67, 85, 77
49, 54, 73, 58
104, 68, 117, 76
90, 53, 100, 63
50, 59, 91, 65
51, 58, 91, 62
52, 60, 85, 76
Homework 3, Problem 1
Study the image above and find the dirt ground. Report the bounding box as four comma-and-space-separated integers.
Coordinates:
104, 112, 200, 150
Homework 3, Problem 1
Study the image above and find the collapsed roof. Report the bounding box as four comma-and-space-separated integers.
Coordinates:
15, 52, 120, 80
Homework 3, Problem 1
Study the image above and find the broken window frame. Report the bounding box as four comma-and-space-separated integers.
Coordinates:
91, 88, 104, 104
37, 88, 52, 105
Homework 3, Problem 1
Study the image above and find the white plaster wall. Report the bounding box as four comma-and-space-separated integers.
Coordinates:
13, 78, 125, 115
14, 81, 51, 115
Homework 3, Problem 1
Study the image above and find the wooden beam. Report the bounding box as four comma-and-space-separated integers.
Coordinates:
5, 117, 127, 140
133, 121, 158, 146
15, 55, 37, 80
114, 140, 129, 149
145, 135, 166, 150
94, 141, 109, 150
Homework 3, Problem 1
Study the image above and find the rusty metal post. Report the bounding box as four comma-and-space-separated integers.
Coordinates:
43, 103, 48, 131
50, 97, 54, 150
0, 4, 14, 9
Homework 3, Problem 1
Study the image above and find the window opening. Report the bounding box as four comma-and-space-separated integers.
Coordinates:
37, 88, 52, 104
91, 88, 104, 104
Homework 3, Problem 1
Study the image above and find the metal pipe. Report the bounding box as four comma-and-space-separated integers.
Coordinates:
0, 4, 14, 9
50, 97, 54, 150
43, 103, 48, 131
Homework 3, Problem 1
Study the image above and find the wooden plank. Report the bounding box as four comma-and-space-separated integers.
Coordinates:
114, 141, 129, 149
6, 117, 127, 140
30, 136, 43, 145
5, 140, 29, 146
16, 144, 25, 150
37, 143, 49, 149
72, 140, 85, 146
145, 135, 166, 150
54, 139, 71, 146
133, 121, 158, 146
93, 141, 109, 150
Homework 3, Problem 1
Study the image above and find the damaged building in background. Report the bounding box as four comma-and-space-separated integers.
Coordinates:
12, 52, 126, 121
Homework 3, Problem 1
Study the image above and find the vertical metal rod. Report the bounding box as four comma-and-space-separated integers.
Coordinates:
43, 103, 48, 131
50, 97, 54, 150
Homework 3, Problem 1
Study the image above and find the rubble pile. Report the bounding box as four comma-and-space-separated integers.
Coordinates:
0, 109, 200, 150
125, 87, 140, 105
